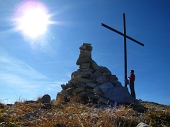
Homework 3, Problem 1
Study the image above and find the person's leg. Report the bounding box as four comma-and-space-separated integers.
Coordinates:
130, 82, 136, 99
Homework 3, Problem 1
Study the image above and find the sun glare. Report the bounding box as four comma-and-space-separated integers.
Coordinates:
14, 1, 51, 38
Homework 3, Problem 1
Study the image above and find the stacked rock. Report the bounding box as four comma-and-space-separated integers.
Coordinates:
58, 43, 144, 110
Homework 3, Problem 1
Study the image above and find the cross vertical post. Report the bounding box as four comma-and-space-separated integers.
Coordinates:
101, 13, 144, 87
123, 13, 128, 87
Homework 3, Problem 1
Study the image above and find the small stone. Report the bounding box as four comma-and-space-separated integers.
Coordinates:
79, 45, 86, 50
41, 94, 51, 109
94, 86, 103, 95
79, 71, 92, 78
74, 87, 85, 94
110, 80, 122, 87
99, 97, 109, 104
25, 100, 37, 104
41, 103, 51, 109
109, 75, 118, 81
76, 56, 92, 65
83, 43, 91, 45
7, 104, 13, 107
85, 88, 94, 93
91, 60, 100, 70
24, 112, 36, 121
100, 66, 111, 74
87, 93, 98, 99
80, 63, 90, 70
71, 70, 82, 79
62, 89, 72, 98
136, 122, 149, 127
86, 45, 93, 51
96, 76, 109, 84
80, 68, 90, 72
0, 103, 5, 108
66, 87, 74, 95
74, 78, 95, 83
79, 92, 88, 97
67, 81, 74, 88
80, 50, 91, 57
69, 116, 73, 120
86, 82, 97, 88
91, 69, 102, 79
61, 84, 67, 90
76, 82, 86, 87
99, 82, 114, 93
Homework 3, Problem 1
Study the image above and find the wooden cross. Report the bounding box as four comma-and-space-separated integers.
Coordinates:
101, 13, 144, 87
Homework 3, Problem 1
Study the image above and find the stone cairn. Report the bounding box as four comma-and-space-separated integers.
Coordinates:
58, 43, 144, 111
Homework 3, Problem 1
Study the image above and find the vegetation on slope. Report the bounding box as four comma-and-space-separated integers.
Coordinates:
0, 95, 170, 127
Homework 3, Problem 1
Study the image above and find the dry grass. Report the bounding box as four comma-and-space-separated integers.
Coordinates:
140, 101, 170, 126
0, 95, 170, 127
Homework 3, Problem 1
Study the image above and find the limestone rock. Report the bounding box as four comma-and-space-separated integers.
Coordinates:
81, 43, 92, 51
74, 78, 95, 83
86, 44, 92, 51
66, 80, 74, 88
86, 82, 96, 88
74, 87, 85, 94
90, 69, 102, 79
96, 76, 109, 84
94, 86, 103, 95
85, 88, 94, 93
79, 91, 88, 97
66, 88, 74, 95
76, 82, 86, 87
109, 75, 118, 81
87, 93, 98, 99
99, 82, 114, 93
136, 122, 149, 127
100, 66, 111, 74
80, 50, 91, 57
103, 86, 135, 104
111, 80, 122, 87
79, 45, 86, 50
61, 84, 67, 90
76, 56, 92, 65
91, 60, 100, 70
99, 97, 109, 104
0, 103, 5, 108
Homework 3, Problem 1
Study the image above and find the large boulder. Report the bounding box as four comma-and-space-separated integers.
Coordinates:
41, 94, 51, 109
102, 86, 134, 103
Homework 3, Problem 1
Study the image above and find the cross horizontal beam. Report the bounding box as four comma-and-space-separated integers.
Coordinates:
101, 23, 144, 46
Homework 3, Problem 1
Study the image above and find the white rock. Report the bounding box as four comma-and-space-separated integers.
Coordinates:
136, 122, 150, 127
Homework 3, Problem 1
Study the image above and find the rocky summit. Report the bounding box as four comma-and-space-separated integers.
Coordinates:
57, 43, 145, 112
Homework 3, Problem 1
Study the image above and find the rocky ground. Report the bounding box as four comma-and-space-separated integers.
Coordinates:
0, 96, 170, 127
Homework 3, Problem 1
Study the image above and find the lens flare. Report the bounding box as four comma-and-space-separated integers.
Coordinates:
14, 0, 51, 38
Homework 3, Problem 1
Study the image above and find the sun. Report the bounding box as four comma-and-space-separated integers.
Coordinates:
14, 1, 51, 38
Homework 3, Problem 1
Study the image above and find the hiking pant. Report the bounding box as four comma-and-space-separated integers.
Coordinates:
130, 82, 136, 99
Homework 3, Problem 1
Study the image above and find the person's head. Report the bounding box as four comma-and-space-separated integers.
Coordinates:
130, 70, 134, 74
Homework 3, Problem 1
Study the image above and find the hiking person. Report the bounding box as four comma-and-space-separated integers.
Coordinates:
128, 70, 136, 99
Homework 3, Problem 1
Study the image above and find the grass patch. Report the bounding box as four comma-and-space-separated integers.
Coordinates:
0, 96, 170, 127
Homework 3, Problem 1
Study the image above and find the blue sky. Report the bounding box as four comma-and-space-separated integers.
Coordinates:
0, 0, 170, 105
